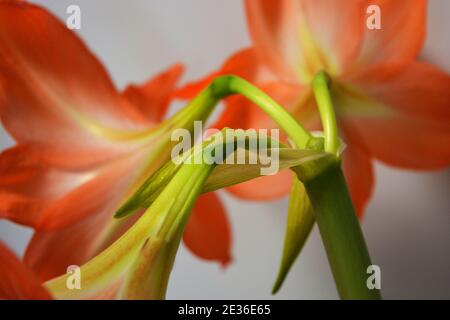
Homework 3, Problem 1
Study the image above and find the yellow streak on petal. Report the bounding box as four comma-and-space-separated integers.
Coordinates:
44, 198, 175, 299
332, 82, 394, 119
69, 109, 160, 142
296, 17, 339, 83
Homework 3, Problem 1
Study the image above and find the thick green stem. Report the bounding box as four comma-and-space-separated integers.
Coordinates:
305, 162, 381, 300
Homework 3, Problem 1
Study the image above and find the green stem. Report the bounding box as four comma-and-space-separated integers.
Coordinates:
221, 76, 312, 148
311, 71, 340, 155
204, 75, 314, 148
306, 71, 380, 299
305, 162, 381, 300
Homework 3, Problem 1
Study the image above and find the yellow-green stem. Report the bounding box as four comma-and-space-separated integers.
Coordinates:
311, 71, 340, 155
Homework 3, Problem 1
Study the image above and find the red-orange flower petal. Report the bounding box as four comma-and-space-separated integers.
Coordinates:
339, 62, 450, 170
25, 207, 122, 281
24, 204, 146, 283
227, 170, 293, 201
0, 1, 185, 230
0, 241, 52, 299
122, 64, 185, 122
176, 48, 264, 100
353, 0, 426, 73
340, 142, 374, 217
0, 143, 146, 230
0, 1, 150, 169
183, 192, 232, 266
350, 62, 450, 122
177, 48, 271, 131
245, 0, 366, 83
0, 146, 85, 226
35, 155, 144, 230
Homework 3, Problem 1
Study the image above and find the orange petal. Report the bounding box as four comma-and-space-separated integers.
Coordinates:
350, 62, 450, 122
23, 152, 165, 281
176, 48, 268, 99
35, 156, 140, 230
340, 142, 374, 217
0, 2, 149, 168
342, 114, 450, 170
245, 0, 298, 82
245, 0, 366, 82
178, 50, 300, 133
175, 71, 220, 100
212, 95, 252, 131
334, 64, 450, 169
25, 205, 144, 282
353, 0, 426, 73
25, 207, 118, 281
227, 169, 293, 201
0, 145, 141, 230
0, 241, 52, 299
122, 64, 184, 122
0, 146, 88, 227
183, 192, 232, 266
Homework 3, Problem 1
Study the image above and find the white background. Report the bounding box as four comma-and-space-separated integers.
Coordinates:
1, 0, 449, 299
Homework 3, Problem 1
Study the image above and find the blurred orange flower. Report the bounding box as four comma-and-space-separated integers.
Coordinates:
0, 241, 51, 299
0, 1, 231, 282
178, 0, 450, 215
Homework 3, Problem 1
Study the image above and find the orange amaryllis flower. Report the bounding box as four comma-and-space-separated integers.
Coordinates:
178, 0, 450, 215
0, 1, 231, 282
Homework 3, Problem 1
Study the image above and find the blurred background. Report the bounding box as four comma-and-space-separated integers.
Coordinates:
0, 0, 449, 299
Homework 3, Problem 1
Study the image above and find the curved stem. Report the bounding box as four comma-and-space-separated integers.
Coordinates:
222, 76, 313, 148
172, 75, 315, 149
311, 71, 340, 155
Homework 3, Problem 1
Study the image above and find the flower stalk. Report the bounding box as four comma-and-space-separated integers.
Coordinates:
305, 162, 381, 299
311, 71, 340, 156
304, 71, 381, 299
163, 73, 380, 299
274, 71, 380, 299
